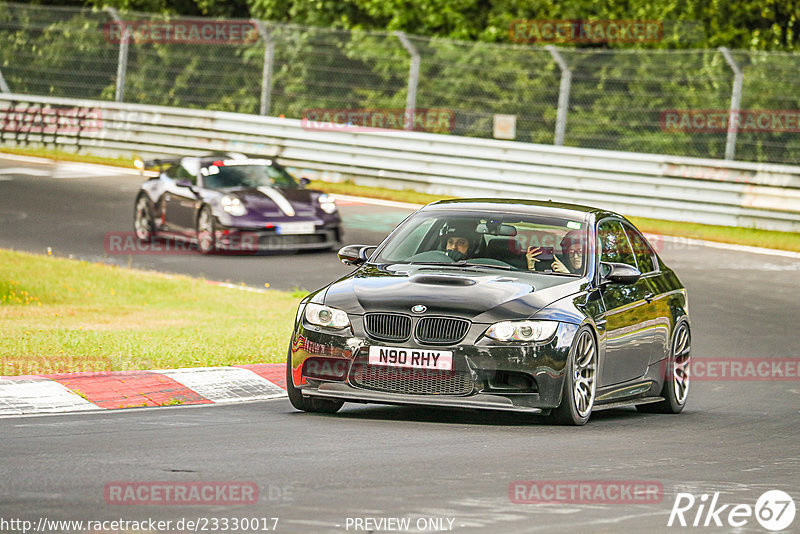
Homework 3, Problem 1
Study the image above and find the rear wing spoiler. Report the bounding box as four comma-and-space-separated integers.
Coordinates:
133, 157, 182, 174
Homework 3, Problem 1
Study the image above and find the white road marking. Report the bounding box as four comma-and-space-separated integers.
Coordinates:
0, 378, 98, 416
0, 167, 51, 176
334, 194, 423, 210
652, 233, 800, 260
160, 366, 286, 403
51, 162, 118, 179
0, 153, 54, 164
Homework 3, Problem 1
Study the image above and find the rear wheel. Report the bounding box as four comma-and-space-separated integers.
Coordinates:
637, 321, 691, 414
134, 195, 154, 242
196, 206, 216, 254
549, 327, 597, 426
286, 349, 344, 414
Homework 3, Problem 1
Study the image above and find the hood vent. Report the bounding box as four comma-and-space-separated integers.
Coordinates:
410, 274, 476, 286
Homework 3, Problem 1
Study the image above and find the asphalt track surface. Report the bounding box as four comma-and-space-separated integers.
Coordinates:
1, 156, 799, 533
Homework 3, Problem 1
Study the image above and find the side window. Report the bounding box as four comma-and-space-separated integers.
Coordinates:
623, 224, 657, 274
381, 218, 436, 261
165, 163, 197, 184
597, 220, 637, 268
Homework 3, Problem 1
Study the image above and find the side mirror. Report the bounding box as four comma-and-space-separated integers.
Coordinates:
298, 177, 311, 187
338, 245, 376, 266
600, 262, 641, 285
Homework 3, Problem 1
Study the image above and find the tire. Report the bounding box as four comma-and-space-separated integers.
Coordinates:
133, 195, 155, 242
549, 327, 597, 426
637, 321, 691, 414
286, 349, 344, 414
196, 206, 216, 255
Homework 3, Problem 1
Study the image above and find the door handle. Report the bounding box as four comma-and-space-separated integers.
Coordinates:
645, 293, 655, 303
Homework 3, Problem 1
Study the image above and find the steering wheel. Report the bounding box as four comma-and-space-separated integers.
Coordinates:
405, 250, 455, 263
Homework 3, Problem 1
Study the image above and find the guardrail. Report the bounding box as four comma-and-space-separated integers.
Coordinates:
2, 93, 799, 232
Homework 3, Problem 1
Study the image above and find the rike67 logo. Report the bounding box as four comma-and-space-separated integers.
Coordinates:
668, 490, 796, 531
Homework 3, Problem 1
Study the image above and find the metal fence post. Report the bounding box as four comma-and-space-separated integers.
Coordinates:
719, 47, 743, 160
394, 31, 420, 131
105, 7, 129, 103
256, 21, 275, 116
0, 68, 10, 93
546, 45, 571, 146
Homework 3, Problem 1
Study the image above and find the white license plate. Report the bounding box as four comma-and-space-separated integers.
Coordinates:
368, 346, 453, 371
276, 222, 315, 235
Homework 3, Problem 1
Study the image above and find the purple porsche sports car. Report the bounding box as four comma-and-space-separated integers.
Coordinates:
133, 153, 341, 253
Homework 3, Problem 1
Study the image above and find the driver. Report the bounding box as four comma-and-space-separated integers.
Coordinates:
526, 230, 584, 274
444, 222, 479, 262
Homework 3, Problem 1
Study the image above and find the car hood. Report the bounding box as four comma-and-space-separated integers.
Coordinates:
323, 264, 586, 323
225, 187, 318, 217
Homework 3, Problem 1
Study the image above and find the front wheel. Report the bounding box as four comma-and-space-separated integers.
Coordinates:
637, 321, 690, 414
286, 350, 344, 414
196, 206, 216, 254
549, 327, 597, 426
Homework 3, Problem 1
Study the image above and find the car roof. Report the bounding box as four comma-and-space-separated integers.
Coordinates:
189, 153, 278, 167
420, 198, 603, 221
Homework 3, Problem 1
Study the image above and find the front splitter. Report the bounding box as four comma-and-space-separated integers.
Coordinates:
303, 382, 543, 414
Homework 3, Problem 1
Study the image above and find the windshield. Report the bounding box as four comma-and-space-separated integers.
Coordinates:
373, 211, 588, 276
200, 160, 299, 189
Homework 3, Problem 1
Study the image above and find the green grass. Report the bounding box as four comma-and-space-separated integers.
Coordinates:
0, 249, 299, 375
309, 179, 456, 206
2, 146, 798, 252
0, 145, 134, 168
626, 216, 800, 252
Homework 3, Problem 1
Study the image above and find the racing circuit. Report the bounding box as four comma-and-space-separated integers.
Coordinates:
1, 155, 800, 532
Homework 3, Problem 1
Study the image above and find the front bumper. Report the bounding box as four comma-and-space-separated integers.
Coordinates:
215, 225, 340, 252
290, 319, 578, 412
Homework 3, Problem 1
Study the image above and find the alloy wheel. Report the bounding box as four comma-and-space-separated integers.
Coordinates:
672, 323, 691, 405
572, 330, 597, 418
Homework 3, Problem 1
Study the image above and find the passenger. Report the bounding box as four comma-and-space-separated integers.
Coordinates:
526, 230, 584, 274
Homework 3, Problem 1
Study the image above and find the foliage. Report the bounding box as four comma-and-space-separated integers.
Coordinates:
3, 1, 800, 163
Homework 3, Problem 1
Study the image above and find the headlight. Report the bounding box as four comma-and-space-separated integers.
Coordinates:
304, 303, 350, 329
485, 320, 558, 342
221, 195, 247, 216
318, 194, 337, 214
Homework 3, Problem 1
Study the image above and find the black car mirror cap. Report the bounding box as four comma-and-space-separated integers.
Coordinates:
338, 245, 377, 266
599, 261, 642, 285
298, 177, 311, 187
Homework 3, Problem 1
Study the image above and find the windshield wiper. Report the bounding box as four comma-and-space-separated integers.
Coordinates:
459, 262, 515, 271
536, 270, 580, 277
403, 261, 515, 271
405, 261, 459, 266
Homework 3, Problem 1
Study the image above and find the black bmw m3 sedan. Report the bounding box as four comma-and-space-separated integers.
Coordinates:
287, 199, 691, 425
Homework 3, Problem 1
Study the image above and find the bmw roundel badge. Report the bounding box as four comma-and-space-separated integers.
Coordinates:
411, 304, 427, 313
